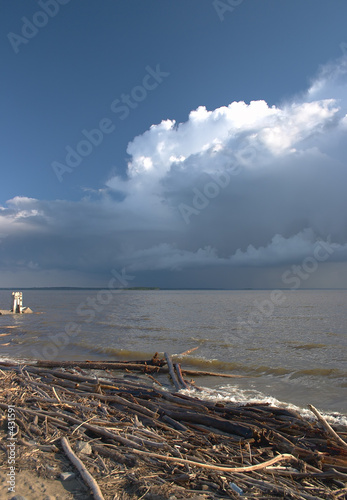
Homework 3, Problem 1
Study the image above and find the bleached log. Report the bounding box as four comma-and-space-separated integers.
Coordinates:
61, 436, 106, 500
164, 352, 181, 391
308, 404, 347, 451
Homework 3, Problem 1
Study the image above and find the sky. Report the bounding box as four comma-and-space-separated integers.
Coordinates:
1, 0, 347, 288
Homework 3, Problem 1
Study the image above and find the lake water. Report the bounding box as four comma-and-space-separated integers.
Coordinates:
1, 289, 346, 421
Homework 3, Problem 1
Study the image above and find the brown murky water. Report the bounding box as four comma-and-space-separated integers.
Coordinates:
1, 289, 346, 418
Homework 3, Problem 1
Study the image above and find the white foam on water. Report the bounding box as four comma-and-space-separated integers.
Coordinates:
181, 384, 347, 427
0, 355, 34, 365
1, 354, 345, 427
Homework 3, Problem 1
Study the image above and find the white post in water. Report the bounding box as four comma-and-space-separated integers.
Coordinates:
12, 291, 23, 313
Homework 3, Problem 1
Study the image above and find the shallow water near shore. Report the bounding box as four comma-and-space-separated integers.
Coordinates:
1, 289, 346, 418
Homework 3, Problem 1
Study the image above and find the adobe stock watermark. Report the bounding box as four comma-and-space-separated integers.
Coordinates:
52, 64, 170, 183
236, 239, 334, 335
7, 0, 71, 55
7, 405, 17, 494
213, 0, 244, 22
27, 268, 134, 360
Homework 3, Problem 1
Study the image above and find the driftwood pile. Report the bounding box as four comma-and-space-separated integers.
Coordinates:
0, 353, 347, 499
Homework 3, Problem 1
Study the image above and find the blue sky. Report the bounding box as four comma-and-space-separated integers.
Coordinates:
1, 0, 347, 288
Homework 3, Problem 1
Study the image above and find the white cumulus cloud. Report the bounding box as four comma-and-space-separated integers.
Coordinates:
1, 55, 347, 286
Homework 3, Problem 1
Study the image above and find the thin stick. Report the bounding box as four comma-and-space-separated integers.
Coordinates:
181, 368, 246, 378
176, 346, 199, 356
308, 404, 347, 451
131, 449, 296, 472
71, 416, 96, 435
52, 386, 61, 402
61, 436, 105, 500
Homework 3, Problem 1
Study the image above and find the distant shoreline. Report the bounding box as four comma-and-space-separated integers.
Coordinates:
1, 287, 347, 291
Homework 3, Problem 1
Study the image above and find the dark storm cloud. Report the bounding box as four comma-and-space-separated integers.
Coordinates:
1, 56, 347, 286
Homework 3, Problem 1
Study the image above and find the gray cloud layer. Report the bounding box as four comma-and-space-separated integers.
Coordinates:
1, 56, 347, 287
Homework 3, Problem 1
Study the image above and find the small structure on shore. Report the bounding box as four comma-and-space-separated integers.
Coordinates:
0, 291, 33, 315
12, 291, 23, 313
